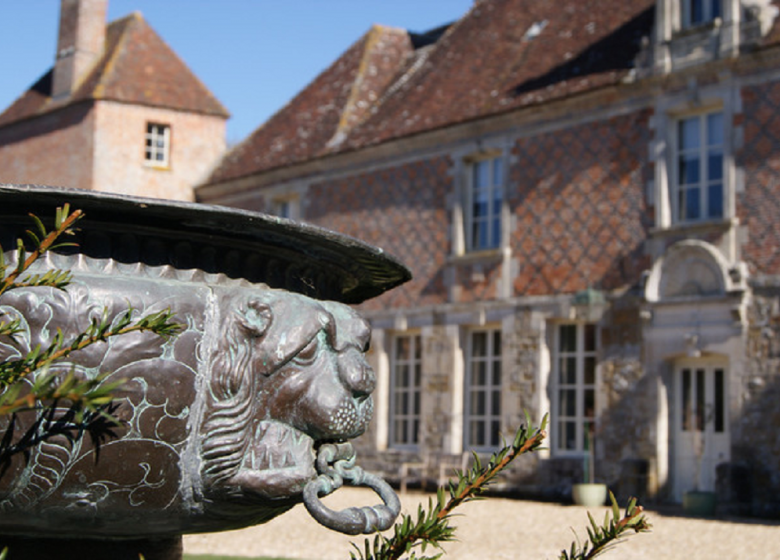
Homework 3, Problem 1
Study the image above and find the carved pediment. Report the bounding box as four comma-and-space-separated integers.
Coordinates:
645, 240, 743, 302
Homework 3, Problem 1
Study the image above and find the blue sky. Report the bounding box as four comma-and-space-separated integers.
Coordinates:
0, 1, 474, 144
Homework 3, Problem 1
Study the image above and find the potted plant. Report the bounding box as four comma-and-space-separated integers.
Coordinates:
572, 422, 608, 506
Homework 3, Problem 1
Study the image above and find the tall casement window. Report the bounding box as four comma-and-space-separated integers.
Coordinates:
674, 112, 724, 223
390, 334, 422, 449
553, 323, 597, 454
465, 329, 502, 450
683, 0, 722, 28
145, 123, 171, 167
466, 156, 503, 252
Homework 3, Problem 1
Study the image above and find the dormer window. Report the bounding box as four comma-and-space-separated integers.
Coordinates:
652, 0, 779, 72
684, 0, 722, 28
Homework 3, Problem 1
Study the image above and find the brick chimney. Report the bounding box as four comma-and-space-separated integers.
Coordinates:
52, 0, 108, 99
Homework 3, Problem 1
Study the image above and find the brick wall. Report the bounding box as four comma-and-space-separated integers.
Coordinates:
306, 156, 452, 311
0, 103, 95, 189
93, 101, 225, 201
511, 110, 653, 296
302, 110, 654, 311
0, 101, 225, 202
739, 80, 780, 277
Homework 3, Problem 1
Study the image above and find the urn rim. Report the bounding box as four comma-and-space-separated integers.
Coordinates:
0, 183, 411, 303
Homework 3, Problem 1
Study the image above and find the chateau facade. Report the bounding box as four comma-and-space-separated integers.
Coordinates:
199, 0, 780, 514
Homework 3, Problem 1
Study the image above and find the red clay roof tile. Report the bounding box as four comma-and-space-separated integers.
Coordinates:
207, 0, 659, 184
208, 0, 780, 185
209, 24, 413, 184
0, 12, 228, 128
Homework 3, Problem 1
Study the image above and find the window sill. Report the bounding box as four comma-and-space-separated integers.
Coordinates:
672, 19, 720, 38
143, 162, 171, 171
650, 217, 737, 239
448, 247, 506, 266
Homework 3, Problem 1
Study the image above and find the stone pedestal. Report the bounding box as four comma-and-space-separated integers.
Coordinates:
0, 537, 182, 560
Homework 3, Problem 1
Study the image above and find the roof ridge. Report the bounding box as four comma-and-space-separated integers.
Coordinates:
326, 25, 408, 149
340, 9, 465, 146
90, 14, 137, 99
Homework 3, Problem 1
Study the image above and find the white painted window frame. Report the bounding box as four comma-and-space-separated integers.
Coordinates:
465, 154, 504, 253
551, 322, 598, 456
144, 122, 171, 168
464, 327, 502, 452
652, 86, 738, 231
671, 110, 725, 224
653, 0, 745, 71
272, 196, 301, 220
389, 333, 422, 450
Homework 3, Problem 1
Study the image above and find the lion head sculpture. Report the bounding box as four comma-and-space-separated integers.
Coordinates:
199, 289, 375, 503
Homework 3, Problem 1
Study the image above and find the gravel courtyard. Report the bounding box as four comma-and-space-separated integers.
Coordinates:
184, 487, 780, 559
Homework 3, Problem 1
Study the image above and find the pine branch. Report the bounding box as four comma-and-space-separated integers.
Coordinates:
0, 369, 123, 419
0, 205, 183, 414
353, 414, 548, 560
0, 205, 184, 477
0, 318, 23, 340
0, 307, 183, 390
559, 493, 650, 560
351, 412, 650, 560
0, 204, 83, 297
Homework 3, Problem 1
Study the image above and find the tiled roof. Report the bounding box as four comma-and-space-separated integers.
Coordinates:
0, 12, 228, 128
208, 24, 414, 185
206, 0, 658, 184
345, 0, 657, 146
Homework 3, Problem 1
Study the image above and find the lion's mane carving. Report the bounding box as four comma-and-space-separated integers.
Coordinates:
200, 290, 375, 502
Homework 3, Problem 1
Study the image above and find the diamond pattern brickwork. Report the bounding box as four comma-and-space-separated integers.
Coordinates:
510, 110, 653, 296
453, 261, 502, 303
307, 157, 452, 311
740, 81, 780, 276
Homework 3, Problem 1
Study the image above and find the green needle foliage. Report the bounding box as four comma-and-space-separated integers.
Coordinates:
0, 205, 183, 440
0, 204, 81, 298
353, 413, 649, 560
353, 414, 547, 560
0, 205, 184, 559
559, 493, 650, 560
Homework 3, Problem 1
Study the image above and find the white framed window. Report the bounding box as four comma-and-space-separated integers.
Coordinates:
389, 334, 422, 449
552, 323, 597, 454
466, 156, 503, 252
145, 123, 171, 167
673, 111, 724, 223
682, 0, 722, 28
271, 197, 300, 220
464, 329, 502, 451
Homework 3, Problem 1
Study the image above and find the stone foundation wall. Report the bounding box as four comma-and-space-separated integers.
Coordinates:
732, 288, 780, 516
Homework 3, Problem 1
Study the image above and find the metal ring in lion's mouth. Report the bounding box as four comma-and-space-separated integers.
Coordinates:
303, 443, 400, 535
